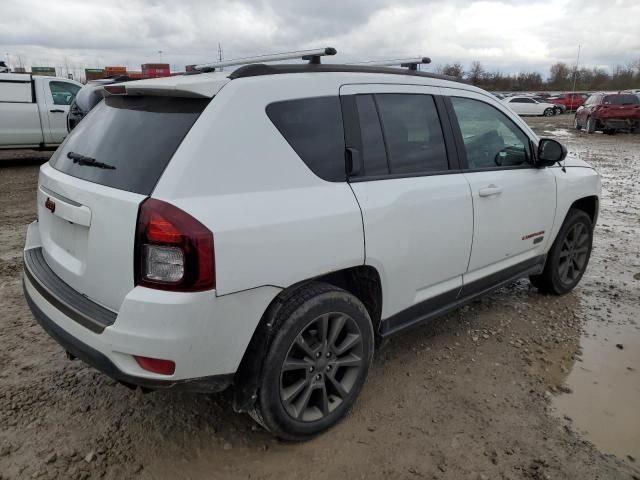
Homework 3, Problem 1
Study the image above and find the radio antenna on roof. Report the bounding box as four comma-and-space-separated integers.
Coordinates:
355, 57, 431, 71
194, 47, 337, 72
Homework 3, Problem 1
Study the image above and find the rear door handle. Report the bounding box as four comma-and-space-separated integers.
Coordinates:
478, 184, 503, 197
50, 109, 65, 113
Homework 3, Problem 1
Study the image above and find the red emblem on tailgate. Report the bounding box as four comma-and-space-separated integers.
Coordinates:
45, 197, 56, 214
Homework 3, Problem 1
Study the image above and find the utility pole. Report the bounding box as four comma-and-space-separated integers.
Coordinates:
570, 44, 581, 110
158, 50, 163, 63
218, 43, 223, 71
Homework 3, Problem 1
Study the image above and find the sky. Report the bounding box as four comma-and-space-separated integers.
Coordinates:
1, 0, 639, 78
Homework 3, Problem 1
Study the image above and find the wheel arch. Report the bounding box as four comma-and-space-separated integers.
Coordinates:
232, 265, 383, 412
570, 195, 599, 227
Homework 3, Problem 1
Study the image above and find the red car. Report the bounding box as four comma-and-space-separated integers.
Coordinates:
548, 92, 588, 111
574, 93, 640, 134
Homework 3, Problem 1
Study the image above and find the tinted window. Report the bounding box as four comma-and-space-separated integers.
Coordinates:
355, 95, 388, 176
451, 97, 532, 169
375, 94, 448, 174
266, 96, 345, 181
602, 94, 639, 105
49, 81, 80, 105
51, 96, 209, 195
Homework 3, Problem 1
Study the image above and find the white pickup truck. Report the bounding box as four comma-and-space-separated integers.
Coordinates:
0, 73, 81, 149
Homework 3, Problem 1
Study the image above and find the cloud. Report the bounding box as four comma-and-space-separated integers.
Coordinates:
0, 0, 638, 77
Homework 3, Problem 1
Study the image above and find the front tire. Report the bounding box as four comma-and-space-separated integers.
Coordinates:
543, 108, 554, 117
586, 116, 597, 134
530, 209, 593, 295
253, 282, 374, 441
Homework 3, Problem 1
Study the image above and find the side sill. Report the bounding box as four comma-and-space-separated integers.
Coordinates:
379, 255, 546, 338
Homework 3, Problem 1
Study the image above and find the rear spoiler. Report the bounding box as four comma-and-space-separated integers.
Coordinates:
102, 74, 229, 98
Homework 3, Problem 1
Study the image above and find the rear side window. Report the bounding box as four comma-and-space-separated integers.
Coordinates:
266, 96, 346, 182
354, 95, 388, 176
51, 96, 209, 195
602, 95, 639, 105
375, 94, 448, 174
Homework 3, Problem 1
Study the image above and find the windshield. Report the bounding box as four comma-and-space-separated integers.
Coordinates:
51, 95, 210, 194
602, 95, 639, 105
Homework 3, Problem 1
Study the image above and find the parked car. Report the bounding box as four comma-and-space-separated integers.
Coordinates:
502, 96, 557, 116
67, 76, 131, 131
574, 93, 640, 133
547, 93, 588, 112
23, 56, 600, 441
0, 73, 81, 149
0, 61, 9, 73
533, 96, 565, 115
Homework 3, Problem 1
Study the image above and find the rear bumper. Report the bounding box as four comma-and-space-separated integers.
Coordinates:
23, 221, 281, 392
597, 117, 639, 129
23, 285, 232, 392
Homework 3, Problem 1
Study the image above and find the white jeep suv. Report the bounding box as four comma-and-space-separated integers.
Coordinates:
23, 53, 600, 440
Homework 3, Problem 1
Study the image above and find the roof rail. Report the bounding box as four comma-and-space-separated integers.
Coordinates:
194, 47, 337, 72
354, 57, 431, 71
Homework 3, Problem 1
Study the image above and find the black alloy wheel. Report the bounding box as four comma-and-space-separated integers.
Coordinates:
252, 282, 374, 441
279, 312, 364, 422
530, 209, 593, 295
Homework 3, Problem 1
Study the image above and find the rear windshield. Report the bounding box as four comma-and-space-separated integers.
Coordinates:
51, 95, 209, 194
602, 95, 639, 105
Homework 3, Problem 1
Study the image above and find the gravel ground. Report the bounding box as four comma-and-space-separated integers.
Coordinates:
0, 115, 638, 480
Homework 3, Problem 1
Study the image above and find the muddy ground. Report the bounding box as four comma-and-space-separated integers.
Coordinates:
0, 115, 638, 480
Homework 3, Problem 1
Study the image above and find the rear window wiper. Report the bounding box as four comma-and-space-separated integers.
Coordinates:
67, 151, 116, 170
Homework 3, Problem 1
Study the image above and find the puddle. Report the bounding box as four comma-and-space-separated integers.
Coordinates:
542, 128, 572, 137
552, 303, 640, 462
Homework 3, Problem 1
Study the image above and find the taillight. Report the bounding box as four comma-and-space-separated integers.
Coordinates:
135, 198, 215, 291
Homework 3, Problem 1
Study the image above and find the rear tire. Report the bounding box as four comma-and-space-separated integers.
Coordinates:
574, 116, 582, 130
253, 282, 374, 441
586, 117, 597, 134
530, 209, 593, 295
543, 108, 554, 117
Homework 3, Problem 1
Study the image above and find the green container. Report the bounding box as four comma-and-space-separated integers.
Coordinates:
31, 66, 57, 76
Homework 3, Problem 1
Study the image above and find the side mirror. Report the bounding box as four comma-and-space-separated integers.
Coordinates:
536, 138, 567, 167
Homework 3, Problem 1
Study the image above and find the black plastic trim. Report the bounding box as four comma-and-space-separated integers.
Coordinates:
23, 286, 233, 393
23, 247, 116, 334
229, 63, 463, 83
380, 255, 546, 337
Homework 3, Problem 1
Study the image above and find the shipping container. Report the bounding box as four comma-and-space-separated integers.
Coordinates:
141, 63, 170, 78
127, 71, 144, 80
105, 66, 127, 75
31, 66, 57, 77
85, 68, 105, 81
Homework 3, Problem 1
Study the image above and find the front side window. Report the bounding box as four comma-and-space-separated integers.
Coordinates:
266, 96, 345, 182
375, 94, 448, 174
49, 81, 80, 105
451, 96, 532, 170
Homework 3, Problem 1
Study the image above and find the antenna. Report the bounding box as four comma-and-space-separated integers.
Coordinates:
355, 57, 431, 71
194, 47, 337, 72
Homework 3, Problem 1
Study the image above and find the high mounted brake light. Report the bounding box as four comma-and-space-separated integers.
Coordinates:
135, 198, 215, 291
104, 85, 127, 95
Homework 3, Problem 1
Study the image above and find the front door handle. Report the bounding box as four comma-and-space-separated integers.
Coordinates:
479, 184, 503, 197
50, 109, 65, 113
